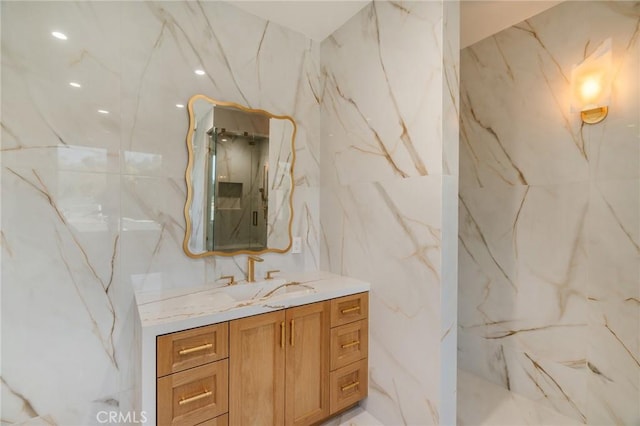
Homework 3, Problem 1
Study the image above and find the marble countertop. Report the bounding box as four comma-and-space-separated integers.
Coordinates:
135, 270, 370, 336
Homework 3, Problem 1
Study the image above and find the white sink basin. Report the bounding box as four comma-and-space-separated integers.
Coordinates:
214, 279, 314, 302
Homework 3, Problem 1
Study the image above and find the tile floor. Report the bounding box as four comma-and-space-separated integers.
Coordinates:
457, 370, 583, 426
323, 370, 583, 425
321, 406, 383, 426
18, 370, 583, 426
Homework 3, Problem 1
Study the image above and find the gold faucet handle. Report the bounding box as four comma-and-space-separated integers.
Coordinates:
265, 270, 280, 280
219, 275, 235, 285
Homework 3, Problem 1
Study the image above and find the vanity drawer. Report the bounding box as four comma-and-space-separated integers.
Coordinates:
195, 413, 228, 426
330, 320, 368, 371
329, 358, 368, 414
158, 323, 229, 377
330, 293, 368, 327
157, 359, 229, 426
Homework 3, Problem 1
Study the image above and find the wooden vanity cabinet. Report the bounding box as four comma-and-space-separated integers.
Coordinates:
229, 301, 330, 426
157, 293, 368, 426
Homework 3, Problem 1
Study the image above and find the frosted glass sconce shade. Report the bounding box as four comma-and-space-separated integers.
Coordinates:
570, 38, 612, 124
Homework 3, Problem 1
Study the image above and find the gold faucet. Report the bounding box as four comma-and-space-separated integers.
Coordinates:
247, 255, 264, 283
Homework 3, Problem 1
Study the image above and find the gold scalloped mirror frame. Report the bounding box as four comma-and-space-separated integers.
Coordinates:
182, 94, 296, 258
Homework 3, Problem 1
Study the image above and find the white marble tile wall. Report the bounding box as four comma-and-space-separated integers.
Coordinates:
440, 3, 461, 423
458, 1, 639, 424
320, 2, 459, 425
1, 1, 320, 423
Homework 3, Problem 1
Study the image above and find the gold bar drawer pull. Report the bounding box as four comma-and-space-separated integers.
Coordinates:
341, 340, 360, 349
291, 320, 295, 347
281, 322, 285, 348
341, 306, 360, 314
178, 390, 212, 405
341, 381, 360, 392
179, 343, 213, 355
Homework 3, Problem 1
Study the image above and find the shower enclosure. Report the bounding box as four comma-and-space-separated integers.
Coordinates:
457, 2, 640, 424
207, 128, 269, 252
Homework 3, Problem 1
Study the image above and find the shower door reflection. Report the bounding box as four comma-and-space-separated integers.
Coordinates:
207, 128, 269, 252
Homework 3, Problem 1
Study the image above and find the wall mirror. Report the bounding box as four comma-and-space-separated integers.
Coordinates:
183, 94, 295, 258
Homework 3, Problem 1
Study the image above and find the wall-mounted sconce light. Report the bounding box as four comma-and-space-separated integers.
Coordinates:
570, 38, 612, 124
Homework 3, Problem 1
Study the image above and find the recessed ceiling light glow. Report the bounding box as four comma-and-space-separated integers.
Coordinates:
51, 31, 67, 40
98, 110, 109, 114
69, 82, 81, 88
176, 104, 185, 108
194, 69, 206, 76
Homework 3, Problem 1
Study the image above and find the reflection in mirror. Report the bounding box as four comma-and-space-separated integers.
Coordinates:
183, 95, 295, 257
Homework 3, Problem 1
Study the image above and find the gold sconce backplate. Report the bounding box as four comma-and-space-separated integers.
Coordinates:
581, 106, 608, 124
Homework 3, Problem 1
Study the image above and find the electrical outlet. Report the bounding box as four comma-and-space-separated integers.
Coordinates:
291, 237, 302, 254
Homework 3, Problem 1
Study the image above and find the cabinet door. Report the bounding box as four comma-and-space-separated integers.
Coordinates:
229, 310, 286, 426
285, 302, 330, 426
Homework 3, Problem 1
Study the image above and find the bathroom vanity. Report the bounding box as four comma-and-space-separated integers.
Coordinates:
135, 96, 372, 425
134, 271, 370, 425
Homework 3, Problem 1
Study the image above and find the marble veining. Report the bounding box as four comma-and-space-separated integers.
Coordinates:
458, 369, 583, 426
459, 1, 639, 424
320, 1, 459, 425
1, 1, 321, 423
319, 406, 383, 426
135, 270, 368, 333
1, 0, 462, 424
321, 2, 445, 187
